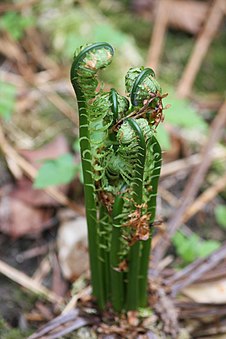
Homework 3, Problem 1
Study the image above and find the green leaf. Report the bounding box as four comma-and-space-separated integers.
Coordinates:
172, 231, 220, 265
215, 205, 226, 229
72, 139, 80, 153
93, 24, 127, 46
198, 239, 220, 258
156, 89, 208, 149
165, 91, 207, 130
0, 11, 34, 41
34, 154, 79, 188
155, 124, 171, 150
0, 81, 17, 119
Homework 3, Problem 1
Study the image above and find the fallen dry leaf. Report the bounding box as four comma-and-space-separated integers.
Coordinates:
133, 0, 208, 34
19, 135, 69, 168
11, 176, 67, 207
57, 217, 88, 280
182, 279, 226, 304
169, 1, 208, 35
0, 194, 53, 238
10, 135, 71, 206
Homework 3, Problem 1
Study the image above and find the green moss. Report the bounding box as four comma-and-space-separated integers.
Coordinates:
0, 317, 32, 339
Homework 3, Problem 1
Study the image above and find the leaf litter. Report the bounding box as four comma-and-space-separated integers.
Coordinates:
0, 0, 226, 338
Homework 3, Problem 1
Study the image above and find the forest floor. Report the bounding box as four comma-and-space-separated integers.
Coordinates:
0, 1, 226, 338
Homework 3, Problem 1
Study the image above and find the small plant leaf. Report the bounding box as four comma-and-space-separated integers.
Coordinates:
0, 81, 17, 119
34, 153, 79, 188
215, 205, 226, 229
165, 90, 207, 130
156, 90, 207, 150
0, 11, 34, 40
155, 124, 171, 150
172, 231, 220, 265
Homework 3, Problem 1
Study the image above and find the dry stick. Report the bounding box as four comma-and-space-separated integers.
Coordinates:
0, 70, 27, 87
0, 37, 27, 63
16, 242, 54, 262
161, 149, 226, 178
38, 85, 79, 125
183, 171, 226, 223
25, 27, 60, 71
195, 259, 226, 283
152, 99, 226, 265
154, 172, 226, 253
32, 257, 51, 283
1, 69, 78, 125
177, 0, 225, 98
0, 259, 63, 304
158, 186, 179, 207
146, 0, 171, 72
161, 172, 226, 225
166, 242, 226, 296
62, 285, 91, 314
0, 127, 85, 216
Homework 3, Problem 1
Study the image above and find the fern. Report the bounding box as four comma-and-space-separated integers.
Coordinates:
70, 42, 165, 312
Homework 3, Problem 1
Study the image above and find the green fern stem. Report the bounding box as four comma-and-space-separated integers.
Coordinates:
126, 118, 146, 310
75, 99, 105, 307
70, 43, 114, 308
70, 43, 164, 313
99, 204, 111, 305
110, 192, 125, 312
73, 93, 102, 303
139, 136, 162, 307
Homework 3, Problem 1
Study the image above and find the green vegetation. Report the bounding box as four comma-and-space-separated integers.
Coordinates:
157, 89, 208, 150
172, 231, 220, 265
0, 81, 17, 120
0, 317, 31, 339
1, 1, 226, 334
0, 11, 34, 41
70, 42, 163, 311
34, 153, 80, 188
215, 205, 226, 229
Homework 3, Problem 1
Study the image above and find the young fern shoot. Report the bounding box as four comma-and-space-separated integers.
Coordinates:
70, 42, 165, 312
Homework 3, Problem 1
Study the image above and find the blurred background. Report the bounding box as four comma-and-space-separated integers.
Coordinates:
0, 0, 226, 338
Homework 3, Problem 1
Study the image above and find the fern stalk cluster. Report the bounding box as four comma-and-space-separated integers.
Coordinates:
70, 42, 164, 312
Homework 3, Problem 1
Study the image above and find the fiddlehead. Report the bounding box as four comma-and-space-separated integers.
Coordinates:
71, 42, 114, 100
110, 191, 126, 312
125, 67, 166, 128
70, 42, 114, 308
70, 42, 166, 312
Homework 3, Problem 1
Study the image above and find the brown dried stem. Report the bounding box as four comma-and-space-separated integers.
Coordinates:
0, 126, 85, 216
177, 0, 226, 98
0, 259, 63, 304
152, 99, 226, 265
165, 242, 226, 296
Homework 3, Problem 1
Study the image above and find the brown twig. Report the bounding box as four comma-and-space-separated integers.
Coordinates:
152, 99, 226, 265
62, 285, 92, 314
16, 242, 55, 263
165, 242, 226, 296
28, 309, 94, 339
0, 126, 85, 216
0, 259, 63, 305
161, 147, 226, 178
177, 0, 226, 98
146, 0, 171, 72
38, 84, 79, 125
32, 257, 51, 283
183, 171, 226, 223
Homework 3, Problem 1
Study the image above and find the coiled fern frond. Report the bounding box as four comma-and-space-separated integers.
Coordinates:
70, 42, 167, 312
